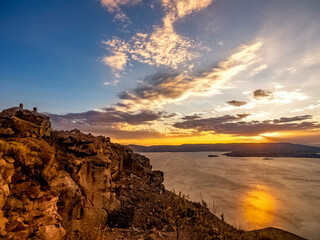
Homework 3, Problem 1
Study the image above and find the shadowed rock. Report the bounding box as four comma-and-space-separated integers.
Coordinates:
0, 106, 164, 239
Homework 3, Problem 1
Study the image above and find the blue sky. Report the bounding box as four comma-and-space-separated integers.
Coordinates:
1, 0, 320, 145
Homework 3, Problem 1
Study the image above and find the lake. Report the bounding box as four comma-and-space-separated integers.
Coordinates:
142, 152, 320, 240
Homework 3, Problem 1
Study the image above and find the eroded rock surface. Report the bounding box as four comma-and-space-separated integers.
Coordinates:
0, 107, 164, 239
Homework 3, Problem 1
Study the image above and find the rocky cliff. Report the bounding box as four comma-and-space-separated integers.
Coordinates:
0, 106, 306, 240
0, 106, 168, 239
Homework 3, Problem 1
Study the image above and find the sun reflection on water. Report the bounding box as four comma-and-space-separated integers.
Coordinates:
243, 185, 276, 227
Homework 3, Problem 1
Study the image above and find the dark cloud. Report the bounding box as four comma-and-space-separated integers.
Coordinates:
181, 114, 202, 121
115, 102, 132, 109
160, 112, 178, 119
173, 115, 320, 136
61, 123, 162, 140
49, 109, 163, 127
48, 109, 167, 140
173, 114, 250, 130
253, 89, 272, 98
236, 113, 251, 119
273, 115, 312, 123
226, 100, 247, 107
118, 72, 191, 102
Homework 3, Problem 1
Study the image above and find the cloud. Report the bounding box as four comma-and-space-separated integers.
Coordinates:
162, 0, 213, 19
226, 100, 247, 107
118, 71, 190, 103
252, 89, 308, 104
292, 101, 320, 113
236, 113, 251, 119
173, 114, 250, 130
102, 51, 128, 72
253, 89, 273, 99
273, 115, 312, 123
102, 21, 201, 71
160, 111, 178, 118
48, 108, 169, 140
50, 108, 163, 127
100, 0, 140, 27
104, 79, 120, 86
101, 0, 141, 12
102, 0, 215, 78
181, 114, 202, 120
173, 114, 320, 136
113, 12, 131, 23
251, 64, 268, 75
117, 41, 263, 110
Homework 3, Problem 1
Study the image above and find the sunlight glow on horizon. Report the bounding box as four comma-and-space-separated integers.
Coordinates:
112, 133, 268, 146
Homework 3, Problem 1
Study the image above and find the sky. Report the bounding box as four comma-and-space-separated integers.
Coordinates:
1, 0, 320, 146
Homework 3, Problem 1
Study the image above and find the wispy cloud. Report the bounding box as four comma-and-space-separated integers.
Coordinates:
217, 87, 309, 113
181, 114, 202, 120
101, 0, 141, 12
50, 108, 163, 126
251, 64, 268, 76
102, 51, 128, 72
100, 0, 140, 28
251, 89, 308, 104
102, 0, 215, 79
273, 115, 312, 123
104, 79, 120, 86
49, 108, 168, 140
117, 40, 263, 110
292, 100, 320, 113
103, 30, 199, 70
173, 114, 320, 136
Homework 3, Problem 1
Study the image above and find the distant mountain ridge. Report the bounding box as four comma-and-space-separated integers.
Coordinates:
128, 143, 320, 158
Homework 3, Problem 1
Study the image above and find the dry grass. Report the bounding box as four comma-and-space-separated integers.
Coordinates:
0, 138, 55, 167
73, 224, 106, 240
0, 139, 31, 162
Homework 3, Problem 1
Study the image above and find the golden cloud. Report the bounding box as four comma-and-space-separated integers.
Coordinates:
118, 40, 263, 110
102, 0, 215, 76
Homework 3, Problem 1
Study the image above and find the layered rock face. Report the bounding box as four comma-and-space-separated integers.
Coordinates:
0, 107, 164, 239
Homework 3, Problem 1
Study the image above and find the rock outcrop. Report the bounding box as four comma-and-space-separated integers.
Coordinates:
0, 106, 305, 240
0, 106, 164, 239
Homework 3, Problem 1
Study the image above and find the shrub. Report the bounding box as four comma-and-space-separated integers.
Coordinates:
74, 224, 105, 240
165, 191, 196, 240
0, 139, 31, 163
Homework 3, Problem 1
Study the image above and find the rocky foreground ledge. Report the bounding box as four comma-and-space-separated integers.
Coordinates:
0, 106, 306, 240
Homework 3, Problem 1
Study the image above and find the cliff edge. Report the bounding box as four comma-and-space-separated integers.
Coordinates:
0, 106, 306, 240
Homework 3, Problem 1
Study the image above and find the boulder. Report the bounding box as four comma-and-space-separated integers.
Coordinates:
38, 224, 66, 240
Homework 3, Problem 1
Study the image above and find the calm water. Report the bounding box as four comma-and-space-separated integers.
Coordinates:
142, 152, 320, 240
